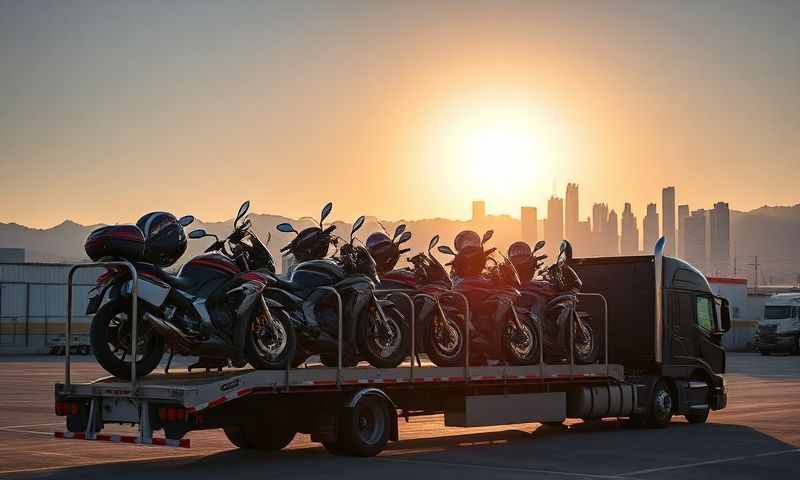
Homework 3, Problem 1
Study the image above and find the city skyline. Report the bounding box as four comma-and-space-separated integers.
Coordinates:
472, 182, 736, 274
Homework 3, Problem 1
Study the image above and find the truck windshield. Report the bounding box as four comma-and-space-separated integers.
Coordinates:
764, 306, 792, 320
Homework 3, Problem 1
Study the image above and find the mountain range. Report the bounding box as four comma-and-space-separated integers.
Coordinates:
2, 204, 799, 284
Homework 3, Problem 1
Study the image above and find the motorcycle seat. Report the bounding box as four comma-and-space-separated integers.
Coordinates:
272, 277, 309, 295
136, 263, 195, 291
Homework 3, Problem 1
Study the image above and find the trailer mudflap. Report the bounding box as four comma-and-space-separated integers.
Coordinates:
444, 392, 566, 427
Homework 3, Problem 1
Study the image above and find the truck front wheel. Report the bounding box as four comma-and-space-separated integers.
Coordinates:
685, 405, 710, 424
647, 380, 674, 428
223, 423, 296, 452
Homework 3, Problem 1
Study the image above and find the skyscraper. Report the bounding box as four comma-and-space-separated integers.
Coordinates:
607, 209, 619, 255
472, 200, 485, 222
521, 206, 538, 245
545, 196, 564, 257
565, 183, 579, 242
643, 203, 660, 253
662, 186, 676, 256
709, 202, 731, 274
620, 202, 639, 255
685, 209, 708, 270
591, 203, 610, 256
677, 204, 690, 258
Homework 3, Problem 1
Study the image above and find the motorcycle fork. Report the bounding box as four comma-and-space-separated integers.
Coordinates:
371, 295, 392, 335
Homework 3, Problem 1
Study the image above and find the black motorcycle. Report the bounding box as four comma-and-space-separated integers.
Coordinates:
437, 230, 539, 365
85, 201, 295, 378
271, 203, 409, 368
513, 240, 598, 365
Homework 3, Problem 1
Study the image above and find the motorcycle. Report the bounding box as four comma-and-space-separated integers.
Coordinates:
437, 230, 539, 365
512, 240, 598, 365
369, 229, 466, 367
85, 201, 296, 378
271, 203, 409, 368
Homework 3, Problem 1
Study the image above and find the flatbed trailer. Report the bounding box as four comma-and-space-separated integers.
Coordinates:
53, 241, 729, 456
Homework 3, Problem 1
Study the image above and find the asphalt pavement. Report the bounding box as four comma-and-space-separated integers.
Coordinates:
0, 353, 797, 479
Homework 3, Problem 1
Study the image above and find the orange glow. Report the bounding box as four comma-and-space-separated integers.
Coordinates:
430, 97, 567, 216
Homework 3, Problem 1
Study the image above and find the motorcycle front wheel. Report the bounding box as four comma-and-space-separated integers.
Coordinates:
502, 315, 540, 365
89, 300, 165, 379
424, 304, 466, 367
245, 306, 296, 370
357, 303, 408, 368
572, 316, 598, 365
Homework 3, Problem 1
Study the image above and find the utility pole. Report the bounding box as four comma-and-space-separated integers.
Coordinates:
747, 256, 760, 294
733, 243, 737, 277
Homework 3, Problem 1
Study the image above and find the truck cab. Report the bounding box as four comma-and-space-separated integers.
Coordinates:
756, 293, 800, 355
571, 252, 731, 426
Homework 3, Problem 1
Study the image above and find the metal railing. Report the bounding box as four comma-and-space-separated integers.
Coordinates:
65, 261, 138, 396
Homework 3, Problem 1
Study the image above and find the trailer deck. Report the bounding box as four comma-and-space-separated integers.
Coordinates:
58, 362, 625, 414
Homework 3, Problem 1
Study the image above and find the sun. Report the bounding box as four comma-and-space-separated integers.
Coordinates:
436, 99, 563, 213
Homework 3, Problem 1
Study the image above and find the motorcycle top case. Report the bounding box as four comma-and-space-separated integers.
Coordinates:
84, 225, 146, 262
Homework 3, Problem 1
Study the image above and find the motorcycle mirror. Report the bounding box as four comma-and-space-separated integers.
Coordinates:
428, 235, 440, 252
534, 240, 546, 252
396, 231, 412, 244
482, 229, 494, 245
178, 215, 195, 227
350, 215, 366, 240
276, 223, 297, 233
235, 201, 250, 227
437, 245, 456, 256
559, 240, 573, 262
320, 202, 333, 226
188, 229, 208, 239
393, 224, 406, 240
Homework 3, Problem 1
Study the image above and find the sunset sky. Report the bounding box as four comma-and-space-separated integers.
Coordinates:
1, 0, 798, 228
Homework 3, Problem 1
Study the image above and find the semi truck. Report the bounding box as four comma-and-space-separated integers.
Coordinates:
53, 241, 731, 456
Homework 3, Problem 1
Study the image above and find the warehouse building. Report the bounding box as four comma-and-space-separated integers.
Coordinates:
0, 262, 102, 354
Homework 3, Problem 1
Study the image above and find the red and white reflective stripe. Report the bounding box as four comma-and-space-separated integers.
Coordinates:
54, 431, 190, 448
187, 386, 254, 413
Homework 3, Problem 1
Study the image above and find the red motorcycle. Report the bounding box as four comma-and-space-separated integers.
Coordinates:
369, 229, 466, 367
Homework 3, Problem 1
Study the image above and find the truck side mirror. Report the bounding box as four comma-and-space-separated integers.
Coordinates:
719, 298, 731, 333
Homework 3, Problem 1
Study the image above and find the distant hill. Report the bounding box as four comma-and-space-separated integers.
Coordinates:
2, 204, 799, 283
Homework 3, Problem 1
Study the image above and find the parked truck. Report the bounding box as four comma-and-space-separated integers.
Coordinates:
755, 293, 800, 355
54, 242, 730, 456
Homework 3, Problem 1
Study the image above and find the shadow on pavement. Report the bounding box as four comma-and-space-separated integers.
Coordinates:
11, 420, 798, 480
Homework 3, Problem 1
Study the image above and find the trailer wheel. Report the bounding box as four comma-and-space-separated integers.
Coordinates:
647, 380, 674, 428
335, 395, 392, 456
223, 423, 296, 452
79, 345, 91, 356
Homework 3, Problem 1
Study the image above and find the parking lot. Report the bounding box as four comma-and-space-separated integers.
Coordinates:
0, 352, 797, 479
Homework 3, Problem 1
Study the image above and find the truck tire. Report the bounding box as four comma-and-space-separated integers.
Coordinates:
793, 336, 800, 355
223, 424, 296, 451
760, 351, 770, 356
685, 406, 710, 424
335, 395, 392, 457
647, 380, 674, 428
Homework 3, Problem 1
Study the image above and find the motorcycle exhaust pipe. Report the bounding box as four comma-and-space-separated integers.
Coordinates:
143, 312, 193, 354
